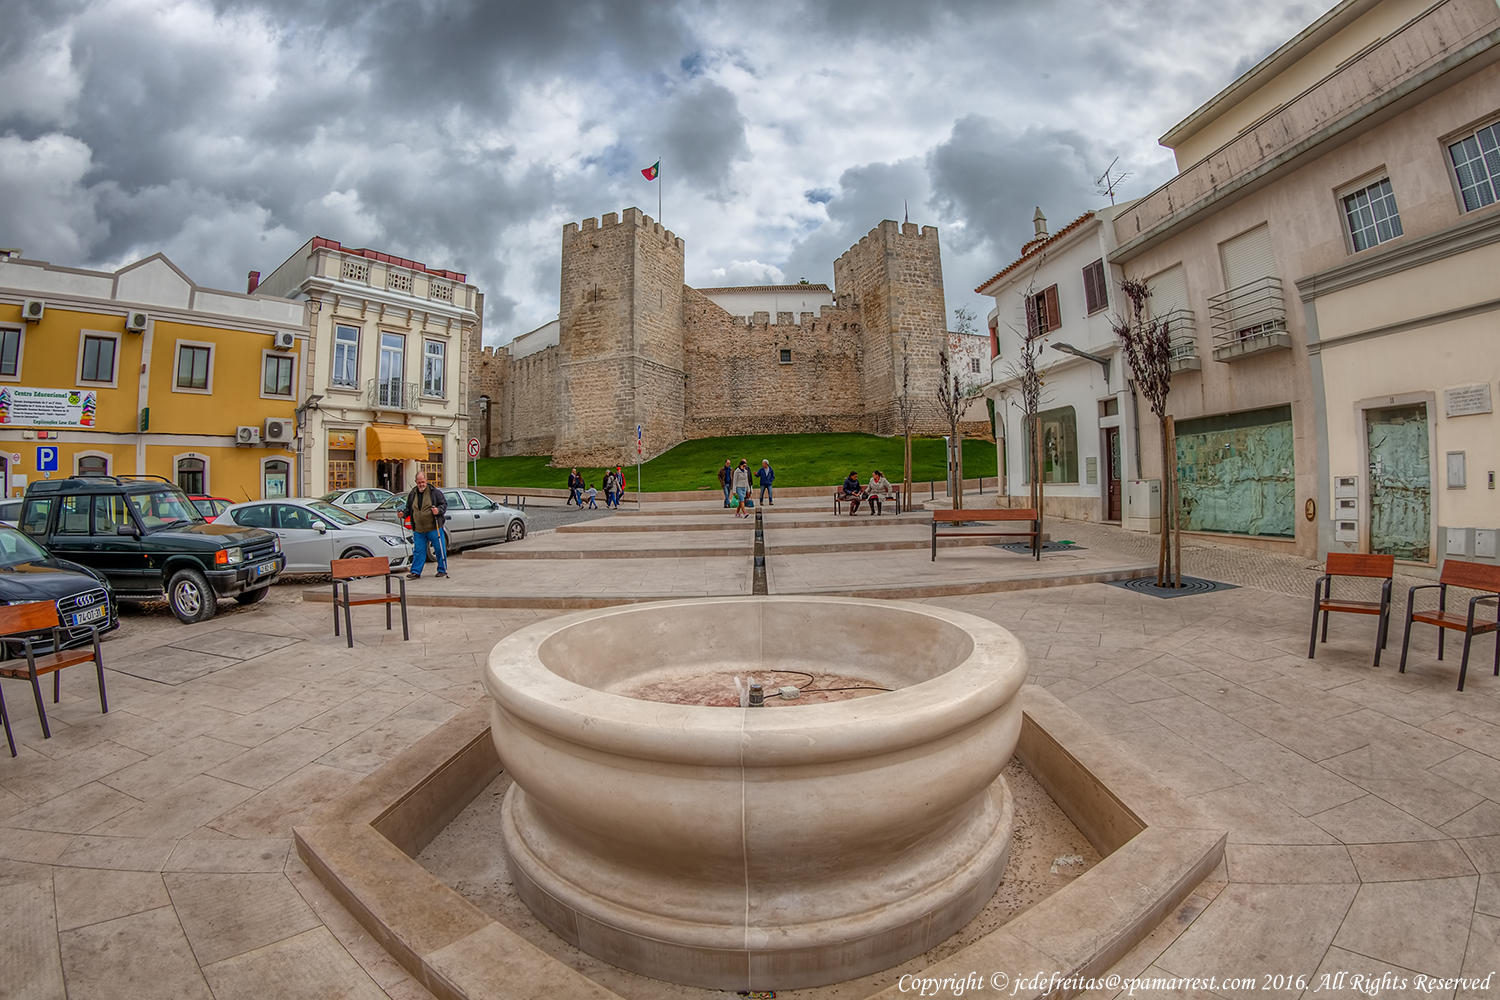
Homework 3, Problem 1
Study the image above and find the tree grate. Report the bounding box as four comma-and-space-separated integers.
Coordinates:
994, 541, 1084, 554
1108, 575, 1237, 599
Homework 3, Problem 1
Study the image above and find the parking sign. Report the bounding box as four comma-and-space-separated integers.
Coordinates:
36, 446, 59, 472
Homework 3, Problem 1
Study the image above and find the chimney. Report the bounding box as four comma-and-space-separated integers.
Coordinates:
1032, 207, 1048, 240
246, 270, 261, 294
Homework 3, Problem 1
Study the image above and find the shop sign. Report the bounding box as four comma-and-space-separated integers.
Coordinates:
0, 387, 99, 427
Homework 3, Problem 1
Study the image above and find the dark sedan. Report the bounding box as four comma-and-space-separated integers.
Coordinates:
0, 525, 118, 652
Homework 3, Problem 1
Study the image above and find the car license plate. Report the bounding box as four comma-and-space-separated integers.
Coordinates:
252, 559, 278, 578
66, 605, 107, 627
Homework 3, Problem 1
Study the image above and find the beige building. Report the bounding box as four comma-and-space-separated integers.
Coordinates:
1108, 0, 1500, 564
255, 238, 481, 496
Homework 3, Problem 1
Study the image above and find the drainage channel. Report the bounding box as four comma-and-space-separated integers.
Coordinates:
752, 509, 768, 595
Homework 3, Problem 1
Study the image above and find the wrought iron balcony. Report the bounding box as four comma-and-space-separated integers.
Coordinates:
367, 378, 420, 411
1209, 277, 1290, 362
1157, 308, 1200, 373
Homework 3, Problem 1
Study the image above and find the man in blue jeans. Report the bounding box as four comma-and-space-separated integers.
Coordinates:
756, 459, 775, 506
404, 470, 448, 579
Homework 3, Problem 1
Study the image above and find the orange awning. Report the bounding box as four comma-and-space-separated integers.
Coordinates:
365, 424, 429, 461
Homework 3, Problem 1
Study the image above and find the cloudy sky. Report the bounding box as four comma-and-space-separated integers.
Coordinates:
1, 0, 1327, 346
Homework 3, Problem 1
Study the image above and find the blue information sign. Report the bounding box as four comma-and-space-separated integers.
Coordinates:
36, 446, 59, 472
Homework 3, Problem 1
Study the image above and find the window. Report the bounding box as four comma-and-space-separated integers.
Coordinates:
262, 352, 294, 397
263, 460, 289, 499
176, 457, 206, 494
969, 358, 981, 374
79, 334, 117, 384
377, 332, 405, 407
988, 321, 999, 360
175, 343, 212, 391
422, 339, 446, 397
1025, 284, 1060, 337
92, 494, 130, 534
0, 327, 20, 379
22, 498, 51, 537
779, 349, 792, 364
1448, 120, 1500, 212
332, 324, 359, 387
1082, 259, 1109, 314
77, 454, 109, 477
1343, 178, 1403, 251
57, 495, 92, 535
1024, 406, 1078, 484
235, 504, 274, 528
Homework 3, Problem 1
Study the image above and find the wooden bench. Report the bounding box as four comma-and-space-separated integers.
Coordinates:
1309, 553, 1395, 666
931, 508, 1039, 561
0, 601, 109, 756
833, 488, 902, 516
331, 556, 410, 649
1398, 559, 1500, 690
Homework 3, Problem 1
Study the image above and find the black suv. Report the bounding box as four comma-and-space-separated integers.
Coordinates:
21, 476, 285, 623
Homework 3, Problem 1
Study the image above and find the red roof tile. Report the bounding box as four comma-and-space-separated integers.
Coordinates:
973, 211, 1095, 294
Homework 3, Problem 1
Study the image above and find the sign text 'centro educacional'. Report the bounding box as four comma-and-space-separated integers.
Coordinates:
0, 387, 100, 428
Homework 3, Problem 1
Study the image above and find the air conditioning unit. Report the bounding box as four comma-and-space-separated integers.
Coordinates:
124, 311, 150, 333
235, 425, 261, 445
271, 330, 296, 350
263, 418, 294, 443
21, 299, 44, 322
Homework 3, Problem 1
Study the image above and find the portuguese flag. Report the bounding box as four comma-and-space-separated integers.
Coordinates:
641, 160, 660, 181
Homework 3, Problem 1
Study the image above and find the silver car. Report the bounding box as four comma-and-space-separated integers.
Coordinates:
367, 488, 527, 552
318, 487, 396, 517
216, 498, 412, 573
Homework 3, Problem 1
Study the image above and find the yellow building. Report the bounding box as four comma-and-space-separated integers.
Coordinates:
0, 253, 310, 499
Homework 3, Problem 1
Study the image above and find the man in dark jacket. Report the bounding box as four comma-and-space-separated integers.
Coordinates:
756, 459, 775, 506
405, 471, 448, 579
717, 459, 733, 507
566, 468, 583, 506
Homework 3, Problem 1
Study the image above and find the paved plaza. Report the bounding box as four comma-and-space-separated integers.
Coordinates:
2, 495, 1498, 999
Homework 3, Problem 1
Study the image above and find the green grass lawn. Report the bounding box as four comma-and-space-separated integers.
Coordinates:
470, 433, 999, 492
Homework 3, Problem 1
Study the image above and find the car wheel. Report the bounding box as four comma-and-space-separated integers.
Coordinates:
506, 519, 526, 542
340, 546, 372, 561
167, 567, 217, 623
235, 586, 271, 606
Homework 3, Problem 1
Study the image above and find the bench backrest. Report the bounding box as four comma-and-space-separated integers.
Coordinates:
1439, 559, 1500, 594
332, 555, 392, 580
0, 600, 61, 636
1326, 553, 1394, 579
932, 508, 1037, 522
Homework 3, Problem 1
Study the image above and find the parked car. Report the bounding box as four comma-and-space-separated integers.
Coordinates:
215, 498, 412, 574
0, 499, 21, 527
366, 488, 527, 552
318, 488, 396, 517
0, 523, 119, 652
20, 476, 283, 624
189, 495, 233, 519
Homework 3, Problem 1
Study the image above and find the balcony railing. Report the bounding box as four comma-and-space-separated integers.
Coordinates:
1209, 277, 1290, 362
1156, 308, 1201, 372
367, 378, 420, 411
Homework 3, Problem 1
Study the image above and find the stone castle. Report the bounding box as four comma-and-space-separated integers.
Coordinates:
469, 207, 960, 466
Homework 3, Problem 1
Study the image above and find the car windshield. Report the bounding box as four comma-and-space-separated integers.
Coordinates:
372, 496, 403, 512
0, 525, 50, 567
306, 500, 363, 526
318, 491, 342, 503
128, 488, 207, 532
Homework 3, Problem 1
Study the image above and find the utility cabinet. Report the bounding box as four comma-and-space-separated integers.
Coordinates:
1126, 479, 1161, 534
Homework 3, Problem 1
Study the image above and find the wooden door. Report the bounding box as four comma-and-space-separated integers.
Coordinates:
1105, 427, 1122, 521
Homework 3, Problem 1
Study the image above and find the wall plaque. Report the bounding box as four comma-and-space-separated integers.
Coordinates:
1444, 383, 1492, 417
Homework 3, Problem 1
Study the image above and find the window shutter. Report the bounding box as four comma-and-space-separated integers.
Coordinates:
1082, 260, 1106, 313
1043, 285, 1060, 331
989, 322, 999, 359
1147, 265, 1188, 320
1025, 295, 1039, 337
1219, 223, 1276, 291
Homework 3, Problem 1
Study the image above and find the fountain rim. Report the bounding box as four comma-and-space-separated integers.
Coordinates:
484, 595, 1027, 766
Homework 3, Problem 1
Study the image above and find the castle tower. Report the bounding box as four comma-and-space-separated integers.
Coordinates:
555, 208, 686, 466
833, 221, 948, 435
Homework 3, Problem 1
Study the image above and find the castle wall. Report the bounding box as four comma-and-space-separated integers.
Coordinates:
681, 289, 866, 439
833, 221, 949, 435
555, 209, 685, 466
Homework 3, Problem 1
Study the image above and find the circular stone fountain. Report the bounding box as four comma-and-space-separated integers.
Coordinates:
483, 596, 1028, 991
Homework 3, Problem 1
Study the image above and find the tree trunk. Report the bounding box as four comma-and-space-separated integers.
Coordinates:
1166, 415, 1182, 588
954, 435, 966, 510
1157, 418, 1170, 587
1033, 416, 1044, 539
902, 432, 913, 513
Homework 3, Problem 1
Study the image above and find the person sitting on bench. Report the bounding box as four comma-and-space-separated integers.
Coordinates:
864, 469, 893, 515
841, 471, 863, 513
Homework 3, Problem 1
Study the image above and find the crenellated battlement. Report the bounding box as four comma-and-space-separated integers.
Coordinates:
562, 207, 683, 250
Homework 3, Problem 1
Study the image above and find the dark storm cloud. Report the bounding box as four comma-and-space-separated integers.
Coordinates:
654, 81, 750, 193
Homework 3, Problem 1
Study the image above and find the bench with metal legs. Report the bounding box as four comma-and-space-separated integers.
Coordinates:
331, 556, 410, 649
1398, 559, 1500, 691
0, 601, 109, 755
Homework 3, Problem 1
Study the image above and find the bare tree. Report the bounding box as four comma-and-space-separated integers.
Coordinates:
995, 283, 1048, 529
938, 306, 982, 510
893, 333, 916, 510
1111, 277, 1180, 587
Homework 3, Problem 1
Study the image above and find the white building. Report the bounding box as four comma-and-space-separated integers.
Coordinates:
977, 206, 1139, 523
254, 237, 481, 496
694, 284, 834, 323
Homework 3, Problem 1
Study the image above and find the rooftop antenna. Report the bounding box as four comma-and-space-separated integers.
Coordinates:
1095, 157, 1131, 205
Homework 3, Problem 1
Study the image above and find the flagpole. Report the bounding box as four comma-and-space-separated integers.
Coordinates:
658, 155, 663, 225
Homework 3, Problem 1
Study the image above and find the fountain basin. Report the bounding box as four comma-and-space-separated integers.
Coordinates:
483, 596, 1028, 990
